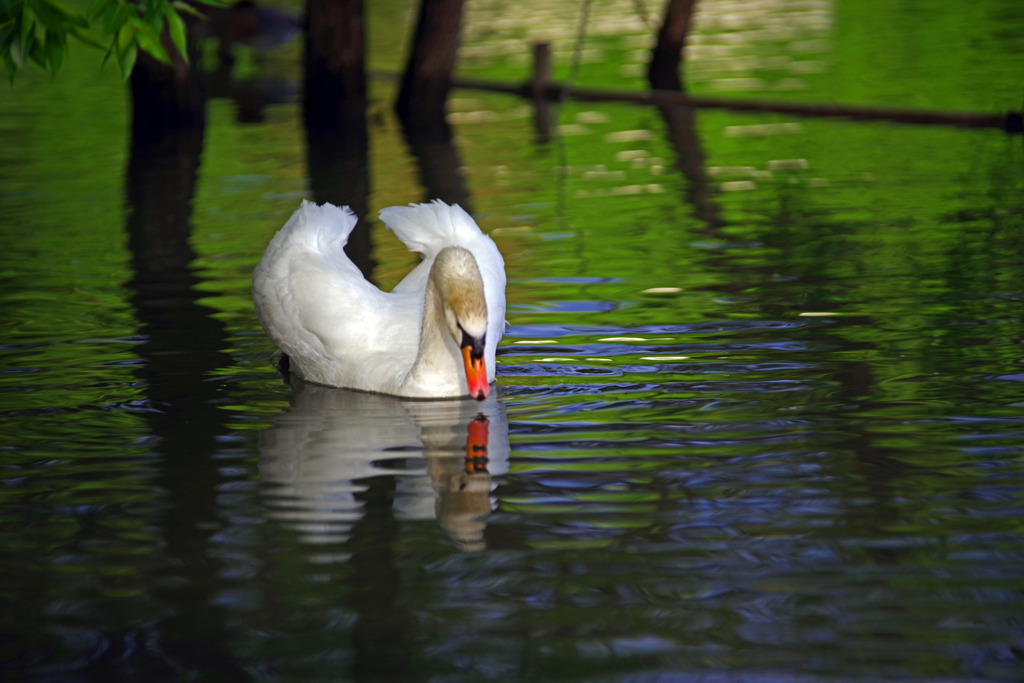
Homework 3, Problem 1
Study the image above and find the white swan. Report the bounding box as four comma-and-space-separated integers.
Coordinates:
252, 200, 506, 400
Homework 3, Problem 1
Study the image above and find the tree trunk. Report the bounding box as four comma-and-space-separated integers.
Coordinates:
126, 42, 248, 683
646, 1, 720, 231
303, 0, 373, 277
129, 38, 204, 146
395, 0, 465, 140
401, 128, 473, 211
647, 0, 698, 91
304, 0, 366, 130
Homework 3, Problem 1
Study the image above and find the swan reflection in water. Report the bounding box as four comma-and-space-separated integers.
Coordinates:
259, 381, 509, 554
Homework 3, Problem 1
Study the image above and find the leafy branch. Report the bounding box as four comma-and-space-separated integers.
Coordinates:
0, 0, 223, 84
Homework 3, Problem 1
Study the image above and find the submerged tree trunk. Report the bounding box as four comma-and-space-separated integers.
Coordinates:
305, 0, 366, 130
400, 122, 473, 211
645, 0, 721, 232
647, 0, 698, 91
395, 0, 465, 140
125, 42, 249, 682
303, 0, 373, 277
395, 0, 472, 209
129, 40, 204, 145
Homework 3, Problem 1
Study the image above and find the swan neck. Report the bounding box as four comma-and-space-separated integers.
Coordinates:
405, 248, 486, 395
410, 274, 452, 380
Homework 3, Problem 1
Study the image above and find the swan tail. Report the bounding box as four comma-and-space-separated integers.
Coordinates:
254, 200, 362, 303
285, 200, 357, 255
379, 200, 480, 257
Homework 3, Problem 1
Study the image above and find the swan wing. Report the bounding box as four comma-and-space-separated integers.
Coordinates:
254, 201, 420, 388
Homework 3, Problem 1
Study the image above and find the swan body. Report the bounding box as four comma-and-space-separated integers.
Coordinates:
253, 200, 505, 399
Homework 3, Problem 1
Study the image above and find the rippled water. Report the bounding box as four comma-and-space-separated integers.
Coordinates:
4, 0, 1024, 680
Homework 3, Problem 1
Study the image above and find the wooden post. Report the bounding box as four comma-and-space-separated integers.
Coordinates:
531, 41, 551, 100
531, 41, 552, 143
647, 0, 699, 91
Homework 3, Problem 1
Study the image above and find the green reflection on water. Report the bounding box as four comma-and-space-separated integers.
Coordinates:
2, 0, 1024, 680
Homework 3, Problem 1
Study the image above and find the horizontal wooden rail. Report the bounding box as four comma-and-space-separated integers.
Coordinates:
369, 69, 1022, 133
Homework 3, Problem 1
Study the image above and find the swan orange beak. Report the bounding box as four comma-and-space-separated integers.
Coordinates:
461, 344, 489, 401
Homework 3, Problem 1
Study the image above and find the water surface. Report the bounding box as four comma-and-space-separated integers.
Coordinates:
2, 1, 1024, 680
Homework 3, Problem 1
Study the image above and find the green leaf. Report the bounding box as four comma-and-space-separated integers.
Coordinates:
130, 16, 169, 64
165, 7, 185, 62
37, 0, 88, 28
20, 4, 32, 46
115, 19, 131, 55
93, 1, 116, 32
101, 35, 113, 65
117, 39, 135, 78
86, 0, 112, 23
68, 25, 106, 50
170, 2, 206, 20
32, 4, 61, 31
144, 0, 165, 31
10, 35, 24, 67
28, 32, 46, 67
101, 3, 118, 34
45, 29, 64, 72
105, 1, 132, 36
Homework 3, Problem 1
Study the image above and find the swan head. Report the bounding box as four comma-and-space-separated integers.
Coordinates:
432, 247, 489, 400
